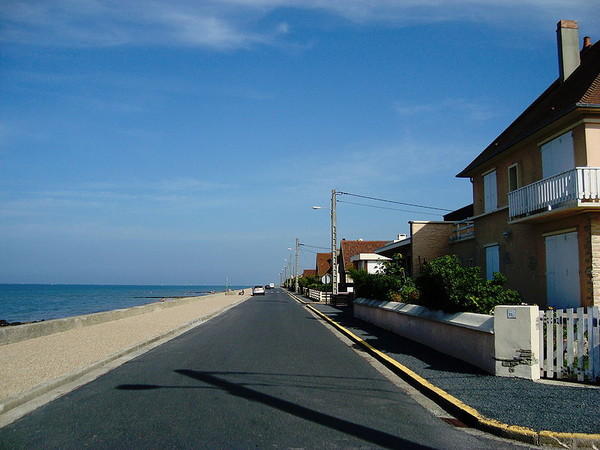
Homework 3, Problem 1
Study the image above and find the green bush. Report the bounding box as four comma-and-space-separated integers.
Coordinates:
415, 255, 521, 314
298, 275, 330, 292
350, 268, 417, 302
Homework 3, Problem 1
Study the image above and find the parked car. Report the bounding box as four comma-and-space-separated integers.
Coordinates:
252, 286, 266, 296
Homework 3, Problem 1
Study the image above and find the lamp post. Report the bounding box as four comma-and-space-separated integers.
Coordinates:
312, 189, 339, 296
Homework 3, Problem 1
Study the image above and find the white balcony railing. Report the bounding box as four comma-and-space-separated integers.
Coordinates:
508, 167, 600, 220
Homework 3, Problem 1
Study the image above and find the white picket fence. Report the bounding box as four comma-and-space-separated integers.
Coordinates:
307, 289, 332, 303
539, 306, 600, 382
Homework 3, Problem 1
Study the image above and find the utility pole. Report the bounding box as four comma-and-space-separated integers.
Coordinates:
289, 251, 292, 288
331, 189, 338, 296
294, 237, 299, 292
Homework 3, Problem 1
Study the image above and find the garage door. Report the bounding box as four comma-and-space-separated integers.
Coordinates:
545, 231, 580, 309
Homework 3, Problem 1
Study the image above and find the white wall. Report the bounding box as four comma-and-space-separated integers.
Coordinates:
354, 299, 540, 379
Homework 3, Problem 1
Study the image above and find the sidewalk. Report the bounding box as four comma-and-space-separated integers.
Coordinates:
306, 301, 600, 443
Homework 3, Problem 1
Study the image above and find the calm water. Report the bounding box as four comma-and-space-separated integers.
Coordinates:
0, 284, 245, 323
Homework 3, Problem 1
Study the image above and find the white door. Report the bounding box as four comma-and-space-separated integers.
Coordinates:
545, 232, 580, 308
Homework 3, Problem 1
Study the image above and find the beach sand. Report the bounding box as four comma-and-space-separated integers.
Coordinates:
0, 290, 251, 414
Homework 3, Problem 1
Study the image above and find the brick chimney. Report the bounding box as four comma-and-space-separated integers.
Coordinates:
557, 20, 580, 82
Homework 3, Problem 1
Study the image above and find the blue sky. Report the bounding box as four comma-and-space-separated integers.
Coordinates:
1, 1, 597, 285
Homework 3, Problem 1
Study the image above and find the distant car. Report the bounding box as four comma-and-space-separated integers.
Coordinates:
268, 283, 275, 289
252, 286, 265, 295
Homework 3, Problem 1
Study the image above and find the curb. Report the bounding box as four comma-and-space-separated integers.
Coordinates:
0, 296, 249, 423
286, 291, 600, 448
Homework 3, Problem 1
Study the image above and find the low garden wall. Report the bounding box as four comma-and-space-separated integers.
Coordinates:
354, 298, 540, 379
354, 298, 495, 373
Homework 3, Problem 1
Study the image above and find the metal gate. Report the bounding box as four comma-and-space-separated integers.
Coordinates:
539, 306, 600, 382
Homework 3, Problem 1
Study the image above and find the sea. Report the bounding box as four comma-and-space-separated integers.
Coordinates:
0, 284, 246, 324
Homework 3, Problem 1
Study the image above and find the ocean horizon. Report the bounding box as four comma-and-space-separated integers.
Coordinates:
0, 284, 246, 324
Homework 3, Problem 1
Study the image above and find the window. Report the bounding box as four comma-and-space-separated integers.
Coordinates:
483, 170, 497, 213
508, 164, 519, 192
485, 245, 500, 280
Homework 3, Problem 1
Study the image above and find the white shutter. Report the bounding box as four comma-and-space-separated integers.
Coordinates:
485, 245, 500, 280
483, 170, 497, 213
541, 132, 574, 178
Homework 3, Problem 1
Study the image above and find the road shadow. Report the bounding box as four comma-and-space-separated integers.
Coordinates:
174, 369, 434, 449
116, 370, 402, 397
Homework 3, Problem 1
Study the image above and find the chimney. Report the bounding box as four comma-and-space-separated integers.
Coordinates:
557, 20, 580, 82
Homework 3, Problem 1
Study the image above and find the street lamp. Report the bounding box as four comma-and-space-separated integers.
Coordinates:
313, 189, 339, 296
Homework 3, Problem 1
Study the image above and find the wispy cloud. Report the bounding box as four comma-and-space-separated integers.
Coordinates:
0, 0, 287, 49
0, 177, 238, 219
0, 0, 595, 49
394, 98, 497, 123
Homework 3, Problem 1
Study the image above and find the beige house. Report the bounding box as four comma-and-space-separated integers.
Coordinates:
456, 21, 600, 308
376, 220, 471, 277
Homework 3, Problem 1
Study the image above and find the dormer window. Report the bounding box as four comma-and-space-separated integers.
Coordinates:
483, 170, 497, 213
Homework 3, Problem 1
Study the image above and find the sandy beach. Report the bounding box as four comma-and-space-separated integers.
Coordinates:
0, 290, 251, 416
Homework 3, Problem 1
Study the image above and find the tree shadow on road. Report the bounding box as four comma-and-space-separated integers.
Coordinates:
117, 370, 434, 449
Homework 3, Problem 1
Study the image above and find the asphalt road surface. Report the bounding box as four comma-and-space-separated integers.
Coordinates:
0, 289, 531, 449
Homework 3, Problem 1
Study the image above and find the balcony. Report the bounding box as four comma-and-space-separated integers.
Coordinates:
508, 167, 600, 222
449, 219, 474, 242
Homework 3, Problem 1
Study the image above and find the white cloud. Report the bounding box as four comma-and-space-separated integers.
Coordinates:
0, 0, 595, 49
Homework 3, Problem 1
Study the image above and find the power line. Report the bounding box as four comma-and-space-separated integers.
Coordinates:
337, 200, 444, 217
299, 248, 320, 255
299, 243, 329, 250
338, 191, 453, 212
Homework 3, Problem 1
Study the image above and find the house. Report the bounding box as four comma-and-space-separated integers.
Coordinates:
316, 252, 332, 279
350, 253, 391, 274
456, 21, 600, 308
377, 223, 463, 276
302, 269, 316, 278
338, 239, 389, 292
376, 211, 473, 277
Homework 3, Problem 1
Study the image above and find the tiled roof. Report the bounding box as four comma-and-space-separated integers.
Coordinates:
339, 240, 389, 269
457, 40, 600, 178
302, 269, 317, 278
316, 253, 332, 276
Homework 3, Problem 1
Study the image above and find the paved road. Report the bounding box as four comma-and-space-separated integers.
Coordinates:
0, 289, 530, 449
